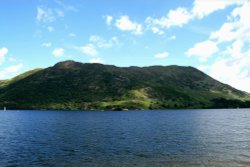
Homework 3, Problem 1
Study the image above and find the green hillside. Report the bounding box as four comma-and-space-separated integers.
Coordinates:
0, 60, 250, 110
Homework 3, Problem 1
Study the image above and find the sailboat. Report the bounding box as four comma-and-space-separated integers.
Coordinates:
4, 106, 6, 111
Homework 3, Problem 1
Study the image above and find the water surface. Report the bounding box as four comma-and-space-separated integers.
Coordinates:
0, 109, 250, 166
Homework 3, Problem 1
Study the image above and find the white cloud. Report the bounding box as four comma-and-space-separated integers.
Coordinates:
68, 33, 76, 37
102, 0, 242, 36
36, 7, 64, 23
89, 57, 104, 64
78, 36, 118, 57
115, 15, 143, 35
0, 64, 23, 80
186, 40, 219, 62
154, 51, 169, 59
106, 1, 242, 35
52, 48, 64, 57
209, 52, 250, 92
151, 27, 165, 35
36, 7, 55, 23
111, 37, 119, 45
225, 40, 244, 58
168, 35, 176, 40
147, 8, 192, 29
42, 42, 52, 47
54, 9, 64, 17
55, 0, 78, 12
189, 1, 250, 92
197, 65, 209, 71
210, 1, 250, 44
80, 44, 97, 56
210, 22, 237, 42
145, 0, 245, 34
89, 35, 118, 49
195, 1, 250, 92
0, 47, 8, 64
47, 26, 55, 32
146, 7, 192, 33
104, 15, 113, 26
191, 0, 245, 19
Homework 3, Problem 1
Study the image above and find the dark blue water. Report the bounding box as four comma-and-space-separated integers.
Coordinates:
0, 109, 250, 167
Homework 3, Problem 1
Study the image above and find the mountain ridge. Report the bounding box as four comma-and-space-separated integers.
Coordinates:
0, 60, 250, 110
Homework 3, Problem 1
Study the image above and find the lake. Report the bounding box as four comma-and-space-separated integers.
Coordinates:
0, 109, 250, 167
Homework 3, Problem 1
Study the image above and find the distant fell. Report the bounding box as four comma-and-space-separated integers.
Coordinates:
0, 60, 250, 110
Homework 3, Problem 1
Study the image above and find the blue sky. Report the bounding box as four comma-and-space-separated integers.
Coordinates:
1, 0, 250, 92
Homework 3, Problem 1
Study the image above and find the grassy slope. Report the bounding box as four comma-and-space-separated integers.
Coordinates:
0, 68, 43, 87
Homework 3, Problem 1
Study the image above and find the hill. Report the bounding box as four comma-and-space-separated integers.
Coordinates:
0, 60, 250, 110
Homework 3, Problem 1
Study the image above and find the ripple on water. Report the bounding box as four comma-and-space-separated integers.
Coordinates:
0, 109, 250, 166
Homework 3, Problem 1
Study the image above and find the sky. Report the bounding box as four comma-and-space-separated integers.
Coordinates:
0, 0, 250, 92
